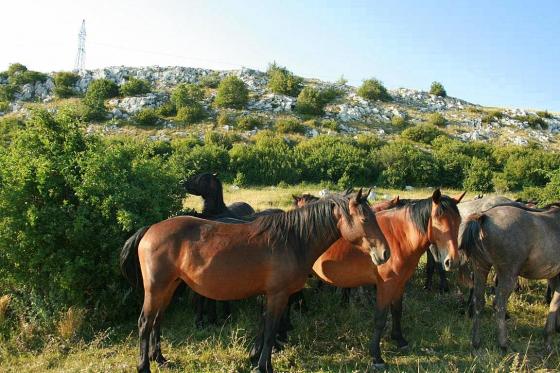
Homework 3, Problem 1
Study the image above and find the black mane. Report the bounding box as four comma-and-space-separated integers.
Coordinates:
394, 195, 460, 234
252, 194, 370, 257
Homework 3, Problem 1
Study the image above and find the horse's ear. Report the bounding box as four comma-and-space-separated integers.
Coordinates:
344, 187, 354, 196
432, 189, 442, 204
292, 194, 299, 202
454, 191, 467, 203
354, 188, 363, 203
393, 195, 400, 203
365, 188, 372, 201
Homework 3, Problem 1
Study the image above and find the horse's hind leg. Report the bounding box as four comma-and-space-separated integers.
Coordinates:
544, 276, 560, 351
494, 272, 517, 352
390, 296, 408, 349
149, 279, 181, 366
436, 261, 449, 293
471, 265, 490, 349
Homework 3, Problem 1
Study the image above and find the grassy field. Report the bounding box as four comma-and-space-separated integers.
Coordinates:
1, 186, 558, 372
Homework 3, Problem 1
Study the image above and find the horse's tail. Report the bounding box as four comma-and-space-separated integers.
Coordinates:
120, 226, 150, 289
459, 213, 487, 260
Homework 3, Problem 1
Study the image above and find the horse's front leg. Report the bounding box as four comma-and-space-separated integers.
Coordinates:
424, 250, 435, 290
494, 272, 517, 352
369, 304, 389, 368
390, 295, 408, 349
255, 293, 289, 373
471, 265, 489, 349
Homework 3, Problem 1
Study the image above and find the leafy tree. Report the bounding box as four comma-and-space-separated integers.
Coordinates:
295, 86, 325, 115
54, 72, 80, 98
429, 81, 447, 97
171, 83, 204, 109
176, 104, 205, 124
266, 63, 303, 96
463, 158, 494, 192
83, 79, 119, 120
214, 76, 248, 109
357, 78, 392, 101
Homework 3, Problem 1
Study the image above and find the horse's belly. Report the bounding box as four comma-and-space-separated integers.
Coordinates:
185, 268, 267, 301
519, 261, 560, 280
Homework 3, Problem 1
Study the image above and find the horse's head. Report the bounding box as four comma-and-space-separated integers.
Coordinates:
427, 189, 465, 271
292, 193, 319, 208
336, 189, 390, 266
372, 196, 400, 212
180, 172, 220, 198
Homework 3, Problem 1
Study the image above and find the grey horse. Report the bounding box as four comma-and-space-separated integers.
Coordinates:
461, 203, 560, 351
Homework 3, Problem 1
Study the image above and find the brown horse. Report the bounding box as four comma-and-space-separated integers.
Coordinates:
120, 191, 390, 373
310, 190, 464, 368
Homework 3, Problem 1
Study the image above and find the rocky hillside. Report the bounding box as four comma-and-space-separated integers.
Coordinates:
1, 65, 559, 148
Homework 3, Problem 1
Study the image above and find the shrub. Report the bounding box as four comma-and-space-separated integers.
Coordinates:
229, 132, 301, 184
171, 83, 204, 109
119, 78, 151, 97
536, 110, 552, 119
518, 169, 560, 205
266, 63, 303, 96
0, 110, 181, 316
321, 119, 339, 131
431, 136, 472, 188
133, 108, 159, 126
295, 86, 325, 115
357, 78, 392, 101
6, 63, 47, 86
427, 112, 447, 127
463, 157, 494, 192
168, 143, 230, 180
204, 131, 239, 150
214, 76, 248, 109
429, 81, 447, 97
0, 101, 9, 112
481, 110, 503, 124
514, 114, 547, 129
320, 85, 343, 103
176, 104, 205, 124
401, 124, 445, 144
156, 101, 176, 117
236, 114, 267, 130
54, 72, 80, 98
296, 136, 376, 185
376, 141, 439, 188
0, 84, 17, 102
216, 110, 233, 127
276, 117, 306, 134
199, 71, 222, 88
83, 79, 119, 120
391, 116, 408, 127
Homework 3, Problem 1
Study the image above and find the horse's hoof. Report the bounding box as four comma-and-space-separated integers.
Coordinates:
499, 345, 508, 355
439, 285, 450, 294
137, 365, 151, 373
156, 356, 168, 367
472, 341, 481, 350
372, 362, 386, 370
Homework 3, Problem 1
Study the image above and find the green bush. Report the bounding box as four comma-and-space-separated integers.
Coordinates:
481, 110, 503, 124
376, 141, 439, 188
171, 83, 204, 109
295, 86, 325, 115
429, 81, 447, 97
518, 169, 560, 205
357, 78, 392, 101
431, 136, 472, 188
266, 63, 303, 96
168, 143, 230, 180
296, 136, 376, 186
401, 124, 445, 144
276, 117, 306, 134
156, 101, 177, 117
133, 108, 159, 126
5, 63, 48, 86
0, 110, 181, 316
463, 157, 494, 192
198, 72, 222, 88
236, 114, 267, 130
391, 116, 408, 127
229, 132, 301, 185
514, 114, 547, 129
119, 78, 151, 97
426, 112, 447, 127
214, 76, 248, 109
53, 72, 80, 98
320, 85, 343, 103
217, 110, 233, 127
176, 103, 205, 124
83, 79, 119, 120
0, 101, 9, 112
321, 119, 339, 131
0, 84, 17, 102
536, 110, 552, 119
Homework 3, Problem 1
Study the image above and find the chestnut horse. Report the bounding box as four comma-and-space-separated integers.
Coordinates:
309, 190, 464, 368
120, 191, 390, 373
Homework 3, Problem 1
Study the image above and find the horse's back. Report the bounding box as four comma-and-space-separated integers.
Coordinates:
228, 202, 255, 217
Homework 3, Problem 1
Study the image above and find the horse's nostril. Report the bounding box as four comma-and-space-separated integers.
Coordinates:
383, 249, 389, 261
444, 258, 451, 269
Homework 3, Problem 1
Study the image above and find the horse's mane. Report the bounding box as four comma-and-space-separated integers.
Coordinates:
393, 195, 460, 234
253, 194, 370, 255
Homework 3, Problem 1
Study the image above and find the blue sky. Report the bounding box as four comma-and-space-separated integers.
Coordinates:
1, 0, 558, 111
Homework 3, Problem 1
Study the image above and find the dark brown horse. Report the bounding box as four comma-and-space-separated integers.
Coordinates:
120, 191, 390, 372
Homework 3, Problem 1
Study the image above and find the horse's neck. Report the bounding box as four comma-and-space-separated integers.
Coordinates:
378, 209, 430, 260
304, 231, 344, 267
202, 194, 227, 216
